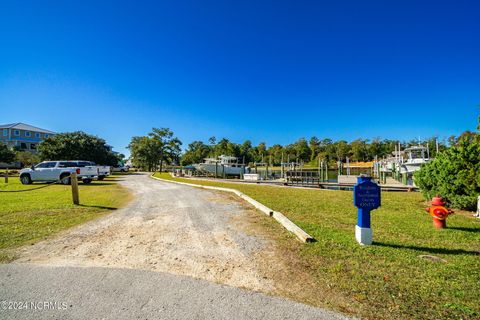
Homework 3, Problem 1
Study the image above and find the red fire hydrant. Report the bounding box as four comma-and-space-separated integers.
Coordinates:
425, 196, 453, 229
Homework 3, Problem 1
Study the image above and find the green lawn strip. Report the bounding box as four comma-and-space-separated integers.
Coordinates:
154, 172, 480, 320
0, 176, 131, 262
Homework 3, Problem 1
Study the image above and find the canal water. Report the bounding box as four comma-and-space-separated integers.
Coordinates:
253, 167, 373, 182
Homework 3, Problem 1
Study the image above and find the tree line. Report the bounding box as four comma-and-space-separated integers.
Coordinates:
181, 136, 448, 166
0, 126, 460, 173
126, 128, 451, 170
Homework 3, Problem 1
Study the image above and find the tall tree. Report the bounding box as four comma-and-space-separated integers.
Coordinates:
293, 138, 310, 163
267, 144, 284, 165
37, 131, 118, 165
239, 140, 253, 164
368, 138, 385, 159
350, 139, 368, 162
254, 142, 267, 162
213, 138, 230, 156
309, 136, 320, 162
128, 136, 158, 171
334, 140, 350, 161
148, 128, 182, 172
181, 141, 210, 165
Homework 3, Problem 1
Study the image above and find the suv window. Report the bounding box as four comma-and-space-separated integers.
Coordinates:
35, 162, 56, 169
58, 162, 78, 168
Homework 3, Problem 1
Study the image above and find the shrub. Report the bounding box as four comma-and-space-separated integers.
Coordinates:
414, 132, 480, 210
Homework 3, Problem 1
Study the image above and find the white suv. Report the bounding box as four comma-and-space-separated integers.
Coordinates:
19, 161, 97, 185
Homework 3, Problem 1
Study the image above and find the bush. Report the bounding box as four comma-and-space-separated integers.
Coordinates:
414, 132, 480, 210
0, 142, 16, 164
15, 151, 40, 167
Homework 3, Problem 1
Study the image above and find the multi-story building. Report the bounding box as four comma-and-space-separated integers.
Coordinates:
0, 122, 56, 153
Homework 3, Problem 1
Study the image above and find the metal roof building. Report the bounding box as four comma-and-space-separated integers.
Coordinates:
0, 122, 56, 153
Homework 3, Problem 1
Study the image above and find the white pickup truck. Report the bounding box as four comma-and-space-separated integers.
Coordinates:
19, 161, 98, 185
75, 161, 111, 180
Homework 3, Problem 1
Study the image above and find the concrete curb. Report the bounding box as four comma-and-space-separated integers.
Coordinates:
150, 174, 315, 243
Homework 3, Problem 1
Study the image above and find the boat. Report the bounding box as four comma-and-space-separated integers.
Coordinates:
193, 155, 249, 176
398, 146, 430, 174
379, 151, 402, 173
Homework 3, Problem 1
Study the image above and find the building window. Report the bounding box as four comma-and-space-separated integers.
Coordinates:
35, 133, 41, 138
45, 134, 49, 138
25, 131, 31, 137
30, 144, 36, 150
20, 142, 27, 149
14, 130, 20, 136
2, 129, 7, 136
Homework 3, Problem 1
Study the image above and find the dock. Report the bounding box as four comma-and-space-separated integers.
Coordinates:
174, 174, 418, 192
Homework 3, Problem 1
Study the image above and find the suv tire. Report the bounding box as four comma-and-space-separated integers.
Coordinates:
20, 174, 32, 185
60, 173, 71, 185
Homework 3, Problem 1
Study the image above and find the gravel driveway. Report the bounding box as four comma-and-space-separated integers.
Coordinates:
15, 173, 276, 291
3, 173, 350, 319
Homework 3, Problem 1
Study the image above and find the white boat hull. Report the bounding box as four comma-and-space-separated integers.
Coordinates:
399, 162, 424, 174
193, 163, 248, 176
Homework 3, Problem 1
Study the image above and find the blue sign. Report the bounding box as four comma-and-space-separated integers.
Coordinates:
354, 178, 381, 210
353, 176, 381, 245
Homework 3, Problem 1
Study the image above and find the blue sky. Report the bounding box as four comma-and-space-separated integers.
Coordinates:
0, 0, 479, 156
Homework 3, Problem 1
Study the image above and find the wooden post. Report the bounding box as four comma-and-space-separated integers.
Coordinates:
321, 161, 324, 182
325, 160, 328, 182
215, 162, 218, 178
71, 172, 79, 205
4, 168, 8, 183
318, 158, 321, 184
242, 156, 245, 180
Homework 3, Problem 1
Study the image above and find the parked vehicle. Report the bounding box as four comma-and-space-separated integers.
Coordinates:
73, 161, 111, 180
112, 165, 129, 172
20, 161, 79, 185
96, 164, 111, 180
66, 161, 98, 183
19, 161, 98, 185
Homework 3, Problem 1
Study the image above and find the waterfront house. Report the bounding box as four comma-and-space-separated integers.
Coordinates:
0, 122, 56, 153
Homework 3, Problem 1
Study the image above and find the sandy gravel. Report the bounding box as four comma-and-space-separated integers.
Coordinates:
15, 173, 282, 292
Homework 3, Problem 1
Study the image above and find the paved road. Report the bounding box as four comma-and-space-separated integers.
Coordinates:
2, 174, 350, 319
0, 264, 348, 320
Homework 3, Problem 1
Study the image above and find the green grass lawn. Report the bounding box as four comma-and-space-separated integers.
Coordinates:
154, 172, 480, 320
0, 175, 131, 262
